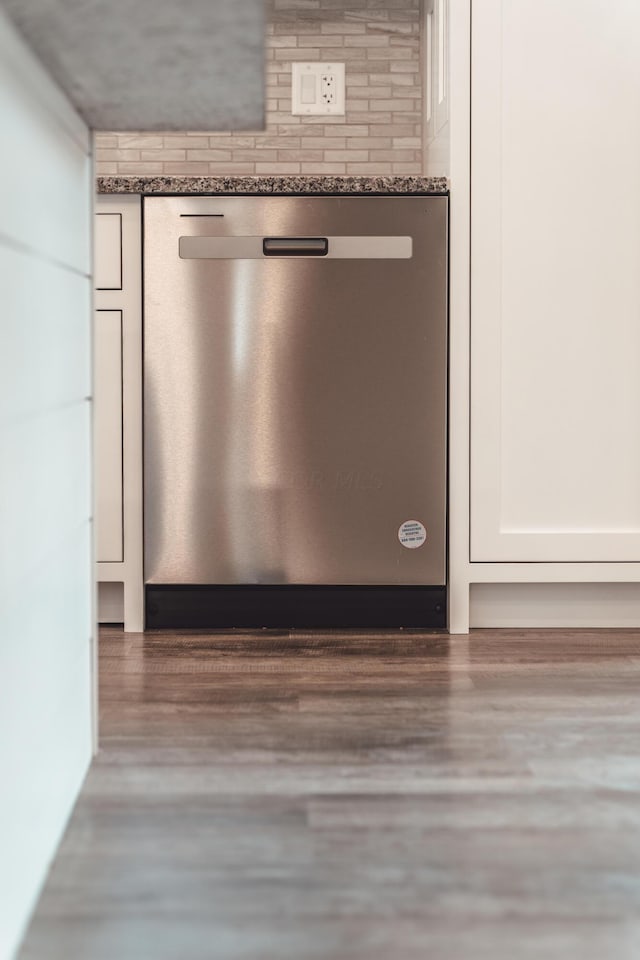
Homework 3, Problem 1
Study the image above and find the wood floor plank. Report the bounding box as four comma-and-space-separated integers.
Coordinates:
18, 628, 640, 959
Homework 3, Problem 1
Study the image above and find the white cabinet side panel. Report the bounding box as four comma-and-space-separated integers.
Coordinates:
471, 0, 640, 562
0, 8, 93, 957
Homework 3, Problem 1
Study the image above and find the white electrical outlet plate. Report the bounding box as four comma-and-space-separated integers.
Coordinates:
292, 62, 345, 116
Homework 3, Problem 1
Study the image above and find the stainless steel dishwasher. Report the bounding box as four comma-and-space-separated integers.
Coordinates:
144, 194, 448, 628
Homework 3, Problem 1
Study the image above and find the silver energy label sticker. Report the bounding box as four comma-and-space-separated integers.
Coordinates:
398, 520, 427, 549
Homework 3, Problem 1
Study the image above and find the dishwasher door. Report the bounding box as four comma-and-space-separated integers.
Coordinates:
144, 195, 447, 593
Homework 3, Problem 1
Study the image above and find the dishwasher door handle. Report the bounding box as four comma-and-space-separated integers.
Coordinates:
263, 237, 328, 257
179, 235, 412, 259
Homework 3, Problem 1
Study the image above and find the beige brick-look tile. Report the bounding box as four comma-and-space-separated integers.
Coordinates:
393, 136, 422, 149
209, 136, 254, 149
345, 8, 388, 22
344, 35, 390, 47
304, 136, 347, 149
163, 136, 209, 149
320, 22, 365, 33
300, 162, 347, 173
99, 149, 140, 161
392, 161, 422, 174
96, 0, 424, 179
370, 149, 416, 162
368, 46, 413, 59
325, 150, 368, 162
94, 135, 117, 148
255, 162, 301, 174
390, 34, 419, 48
276, 47, 321, 59
233, 149, 278, 162
354, 111, 391, 123
274, 21, 320, 34
274, 0, 320, 8
370, 99, 416, 111
390, 60, 420, 72
278, 149, 324, 161
360, 59, 396, 73
373, 124, 416, 137
394, 86, 421, 98
207, 162, 256, 174
312, 36, 354, 47
324, 124, 369, 137
349, 136, 392, 148
370, 72, 415, 86
141, 149, 185, 162
256, 136, 300, 149
117, 162, 163, 174
185, 149, 233, 161
323, 0, 366, 7
278, 123, 322, 136
118, 135, 164, 149
353, 86, 392, 98
392, 112, 421, 124
368, 20, 415, 35
347, 161, 392, 174
318, 47, 372, 60
162, 162, 209, 175
346, 74, 371, 87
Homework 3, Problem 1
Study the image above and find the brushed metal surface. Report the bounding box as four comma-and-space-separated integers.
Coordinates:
144, 196, 447, 585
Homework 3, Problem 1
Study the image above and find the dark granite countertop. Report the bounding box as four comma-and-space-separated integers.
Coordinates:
97, 175, 448, 196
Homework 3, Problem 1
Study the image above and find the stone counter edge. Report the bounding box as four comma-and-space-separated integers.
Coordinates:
97, 175, 448, 195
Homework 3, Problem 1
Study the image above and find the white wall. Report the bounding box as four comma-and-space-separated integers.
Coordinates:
422, 0, 449, 177
0, 10, 93, 958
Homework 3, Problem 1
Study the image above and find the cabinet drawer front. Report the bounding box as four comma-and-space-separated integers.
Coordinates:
94, 310, 123, 562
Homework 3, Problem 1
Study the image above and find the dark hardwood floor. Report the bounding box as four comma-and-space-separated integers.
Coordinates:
19, 628, 640, 959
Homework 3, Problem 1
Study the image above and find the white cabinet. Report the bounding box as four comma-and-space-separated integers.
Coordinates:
94, 195, 143, 631
448, 0, 640, 630
470, 0, 640, 563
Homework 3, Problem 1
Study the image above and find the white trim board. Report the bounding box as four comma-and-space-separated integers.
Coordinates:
471, 582, 640, 629
446, 0, 471, 634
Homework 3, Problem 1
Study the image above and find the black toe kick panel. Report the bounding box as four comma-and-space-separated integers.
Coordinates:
145, 585, 447, 630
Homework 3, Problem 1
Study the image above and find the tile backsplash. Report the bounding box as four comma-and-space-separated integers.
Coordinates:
95, 0, 422, 178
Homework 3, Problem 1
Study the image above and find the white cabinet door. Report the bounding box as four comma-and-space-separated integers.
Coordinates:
94, 309, 123, 562
471, 0, 640, 562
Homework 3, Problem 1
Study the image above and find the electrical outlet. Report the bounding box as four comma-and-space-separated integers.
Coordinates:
321, 73, 336, 105
292, 62, 345, 116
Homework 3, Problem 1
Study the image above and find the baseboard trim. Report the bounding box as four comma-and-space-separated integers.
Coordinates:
470, 582, 640, 628
97, 581, 124, 624
145, 584, 447, 630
